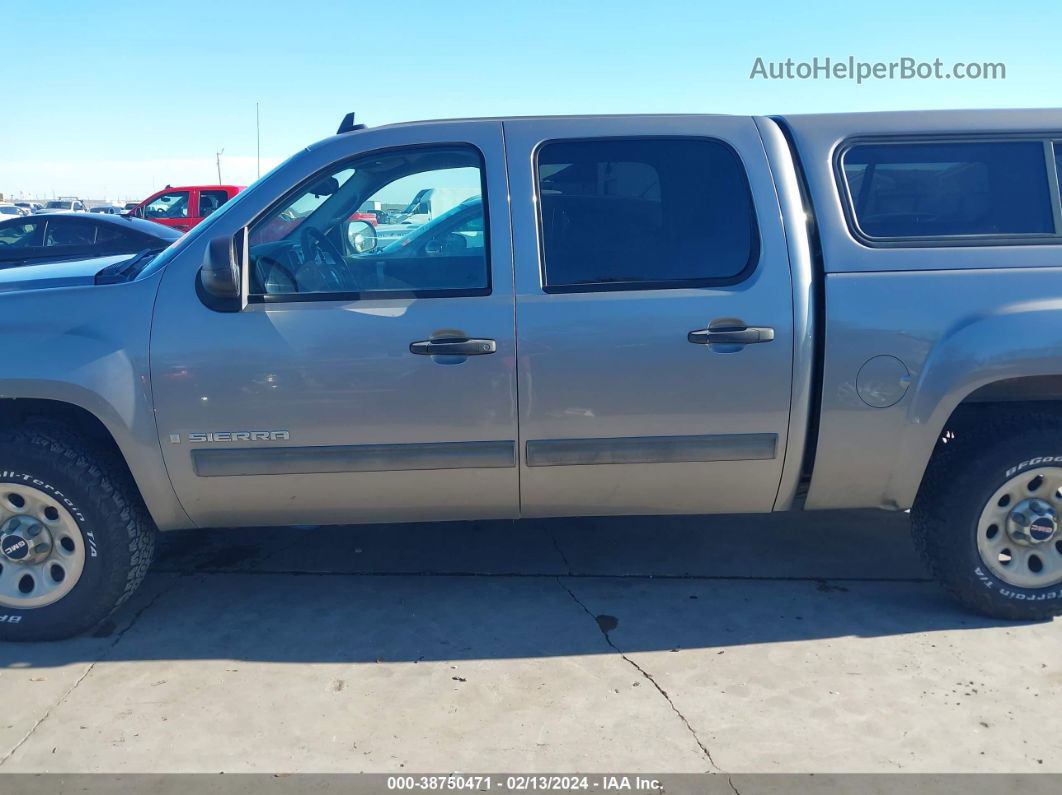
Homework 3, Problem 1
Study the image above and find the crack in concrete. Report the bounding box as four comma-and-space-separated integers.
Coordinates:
546, 528, 573, 575
0, 574, 180, 768
104, 574, 182, 649
556, 576, 722, 773
0, 659, 96, 768
728, 775, 741, 795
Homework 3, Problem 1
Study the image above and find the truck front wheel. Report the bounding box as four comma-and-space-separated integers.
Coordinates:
913, 410, 1062, 620
0, 427, 155, 641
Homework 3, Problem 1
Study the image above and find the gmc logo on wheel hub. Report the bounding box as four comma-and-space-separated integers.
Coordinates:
1, 536, 28, 560
1030, 518, 1056, 542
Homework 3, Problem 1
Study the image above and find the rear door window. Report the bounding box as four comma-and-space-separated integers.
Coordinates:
535, 138, 757, 291
44, 218, 97, 247
198, 189, 230, 218
841, 141, 1055, 240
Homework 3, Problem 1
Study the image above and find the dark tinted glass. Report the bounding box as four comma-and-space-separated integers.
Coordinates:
199, 189, 229, 217
95, 223, 139, 245
44, 219, 96, 247
537, 138, 756, 290
842, 141, 1055, 239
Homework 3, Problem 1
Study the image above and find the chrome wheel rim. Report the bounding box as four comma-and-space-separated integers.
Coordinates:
977, 466, 1062, 589
0, 484, 86, 609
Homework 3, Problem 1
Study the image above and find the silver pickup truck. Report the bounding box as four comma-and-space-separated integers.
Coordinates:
3, 109, 1062, 640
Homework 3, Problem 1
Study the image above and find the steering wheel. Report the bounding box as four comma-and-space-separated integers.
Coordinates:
300, 226, 357, 292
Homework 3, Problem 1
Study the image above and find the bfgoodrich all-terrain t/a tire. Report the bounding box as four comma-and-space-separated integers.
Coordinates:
913, 408, 1062, 621
0, 428, 156, 641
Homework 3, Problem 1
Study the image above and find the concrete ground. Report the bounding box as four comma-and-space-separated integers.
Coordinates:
0, 509, 1060, 773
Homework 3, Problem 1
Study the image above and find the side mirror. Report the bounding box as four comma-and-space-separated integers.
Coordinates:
198, 231, 245, 310
345, 220, 377, 254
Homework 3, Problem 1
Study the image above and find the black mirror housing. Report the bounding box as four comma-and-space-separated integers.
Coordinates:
197, 230, 245, 311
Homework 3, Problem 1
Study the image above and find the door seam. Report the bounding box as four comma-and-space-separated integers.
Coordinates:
501, 120, 525, 519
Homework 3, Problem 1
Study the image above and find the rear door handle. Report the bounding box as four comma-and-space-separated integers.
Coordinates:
410, 337, 497, 356
687, 326, 775, 345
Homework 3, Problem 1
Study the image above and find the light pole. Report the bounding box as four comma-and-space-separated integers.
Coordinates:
216, 147, 225, 184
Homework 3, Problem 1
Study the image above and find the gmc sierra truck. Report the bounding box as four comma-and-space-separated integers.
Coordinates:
3, 109, 1062, 640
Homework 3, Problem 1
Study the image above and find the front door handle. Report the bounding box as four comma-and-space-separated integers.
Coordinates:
687, 326, 775, 345
410, 337, 497, 356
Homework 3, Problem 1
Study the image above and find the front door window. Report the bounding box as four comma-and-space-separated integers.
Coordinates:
144, 191, 190, 220
247, 146, 488, 299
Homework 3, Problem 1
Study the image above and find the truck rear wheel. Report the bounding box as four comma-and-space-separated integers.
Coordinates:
913, 409, 1062, 620
0, 427, 155, 641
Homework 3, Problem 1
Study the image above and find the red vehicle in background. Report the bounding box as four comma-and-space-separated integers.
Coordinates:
127, 185, 243, 232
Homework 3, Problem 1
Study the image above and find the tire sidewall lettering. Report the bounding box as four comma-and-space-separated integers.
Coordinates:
0, 470, 100, 622
1005, 455, 1062, 479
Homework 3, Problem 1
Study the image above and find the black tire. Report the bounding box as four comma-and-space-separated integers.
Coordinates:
0, 427, 156, 641
913, 407, 1062, 620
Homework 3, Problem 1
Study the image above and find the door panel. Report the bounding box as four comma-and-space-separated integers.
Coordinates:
150, 122, 518, 527
504, 117, 794, 516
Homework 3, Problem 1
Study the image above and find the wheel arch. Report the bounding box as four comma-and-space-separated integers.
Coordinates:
887, 297, 1062, 510
0, 392, 191, 530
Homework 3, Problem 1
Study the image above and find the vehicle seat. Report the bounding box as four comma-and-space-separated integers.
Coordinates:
200, 195, 220, 216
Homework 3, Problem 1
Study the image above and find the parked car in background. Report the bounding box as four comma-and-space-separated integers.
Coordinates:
13, 202, 40, 214
370, 196, 483, 259
123, 201, 140, 211
0, 211, 180, 268
89, 205, 123, 215
37, 198, 86, 214
127, 185, 242, 232
0, 204, 26, 219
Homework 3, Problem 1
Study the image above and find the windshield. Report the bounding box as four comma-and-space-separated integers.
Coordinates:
0, 207, 19, 215
45, 201, 73, 209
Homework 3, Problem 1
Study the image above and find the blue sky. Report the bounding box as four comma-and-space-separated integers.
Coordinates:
2, 0, 1059, 200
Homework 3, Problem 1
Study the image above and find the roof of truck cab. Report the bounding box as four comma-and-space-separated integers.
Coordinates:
371, 112, 736, 126
344, 108, 1062, 132
315, 109, 1062, 160
316, 113, 736, 143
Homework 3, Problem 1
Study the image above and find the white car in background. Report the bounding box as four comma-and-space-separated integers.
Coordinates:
0, 203, 26, 218
372, 186, 478, 246
37, 198, 86, 214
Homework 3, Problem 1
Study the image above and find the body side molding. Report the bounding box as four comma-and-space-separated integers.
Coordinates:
526, 433, 778, 467
193, 440, 517, 477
